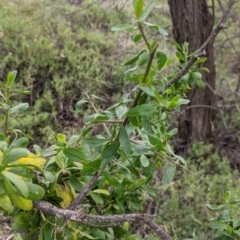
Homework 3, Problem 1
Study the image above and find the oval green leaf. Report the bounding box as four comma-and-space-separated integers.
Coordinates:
162, 165, 176, 185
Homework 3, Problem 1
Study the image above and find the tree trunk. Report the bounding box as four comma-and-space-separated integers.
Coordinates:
168, 0, 216, 147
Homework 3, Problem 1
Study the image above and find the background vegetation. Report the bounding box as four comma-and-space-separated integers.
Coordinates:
0, 0, 240, 239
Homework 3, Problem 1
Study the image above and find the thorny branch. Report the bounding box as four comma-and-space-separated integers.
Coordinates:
167, 0, 235, 87
34, 201, 171, 240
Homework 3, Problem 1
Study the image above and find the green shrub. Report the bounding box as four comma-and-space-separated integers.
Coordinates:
156, 142, 240, 239
0, 0, 127, 144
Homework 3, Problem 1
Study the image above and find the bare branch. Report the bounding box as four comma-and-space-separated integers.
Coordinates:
167, 0, 235, 87
34, 201, 171, 240
68, 170, 102, 210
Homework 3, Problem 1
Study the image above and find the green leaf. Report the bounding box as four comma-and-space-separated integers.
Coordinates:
148, 135, 164, 151
138, 51, 150, 66
194, 67, 210, 73
7, 70, 17, 87
90, 192, 103, 205
9, 103, 29, 114
138, 86, 155, 97
57, 134, 66, 143
100, 142, 120, 169
177, 98, 190, 106
111, 24, 135, 31
123, 55, 139, 66
166, 95, 180, 109
172, 41, 182, 51
125, 65, 139, 73
156, 50, 167, 71
162, 165, 176, 185
86, 137, 108, 149
225, 191, 231, 203
208, 220, 229, 230
26, 182, 45, 200
100, 158, 113, 170
92, 189, 110, 195
17, 90, 31, 95
3, 148, 29, 165
81, 159, 102, 174
69, 175, 83, 192
132, 0, 144, 19
41, 145, 57, 157
116, 105, 128, 119
191, 72, 205, 89
143, 22, 168, 35
0, 103, 10, 110
193, 57, 207, 65
158, 26, 168, 36
67, 135, 79, 146
176, 51, 185, 61
84, 114, 108, 123
206, 204, 225, 210
43, 171, 55, 182
166, 96, 190, 109
140, 1, 156, 21
75, 100, 88, 114
2, 171, 29, 198
195, 78, 205, 89
126, 104, 156, 117
9, 138, 29, 149
63, 148, 86, 162
233, 217, 240, 229
140, 154, 149, 167
0, 194, 13, 212
103, 171, 120, 188
174, 154, 187, 165
119, 126, 131, 155
133, 34, 142, 43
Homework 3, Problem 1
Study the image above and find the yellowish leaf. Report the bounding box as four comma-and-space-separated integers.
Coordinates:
17, 153, 46, 168
9, 194, 33, 211
55, 183, 73, 209
0, 194, 13, 212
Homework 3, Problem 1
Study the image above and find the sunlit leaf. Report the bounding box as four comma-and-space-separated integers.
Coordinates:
7, 70, 17, 87
92, 189, 110, 195
9, 194, 33, 211
132, 0, 143, 19
140, 154, 149, 167
162, 165, 176, 185
0, 194, 13, 212
140, 1, 156, 21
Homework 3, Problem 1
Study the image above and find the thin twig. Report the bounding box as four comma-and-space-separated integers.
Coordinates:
68, 170, 102, 210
